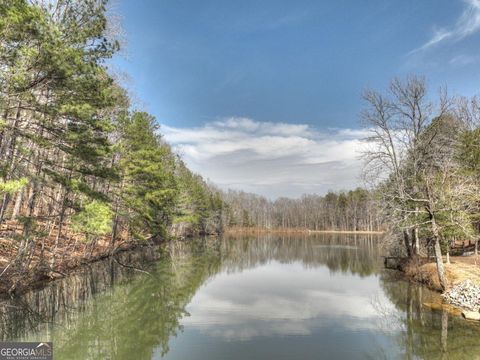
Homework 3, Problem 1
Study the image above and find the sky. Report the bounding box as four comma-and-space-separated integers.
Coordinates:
111, 0, 480, 198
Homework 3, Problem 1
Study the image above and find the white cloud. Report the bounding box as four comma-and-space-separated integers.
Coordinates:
449, 53, 479, 66
409, 0, 480, 55
161, 117, 367, 198
181, 261, 399, 341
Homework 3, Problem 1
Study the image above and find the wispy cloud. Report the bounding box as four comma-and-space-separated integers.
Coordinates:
162, 117, 368, 198
409, 0, 480, 55
228, 10, 309, 33
182, 261, 398, 341
449, 53, 480, 66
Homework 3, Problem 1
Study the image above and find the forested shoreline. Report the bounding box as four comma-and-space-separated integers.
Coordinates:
0, 0, 223, 294
221, 188, 382, 232
2, 1, 480, 358
2, 0, 480, 302
223, 75, 480, 297
0, 0, 382, 297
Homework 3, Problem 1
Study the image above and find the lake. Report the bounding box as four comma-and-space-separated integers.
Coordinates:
1, 233, 480, 359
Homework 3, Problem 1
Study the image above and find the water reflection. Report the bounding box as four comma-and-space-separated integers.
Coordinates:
0, 233, 479, 359
379, 271, 480, 360
0, 239, 221, 359
220, 233, 381, 276
0, 247, 162, 341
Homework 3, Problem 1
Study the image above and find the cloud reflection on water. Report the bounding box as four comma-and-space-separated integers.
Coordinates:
182, 260, 399, 341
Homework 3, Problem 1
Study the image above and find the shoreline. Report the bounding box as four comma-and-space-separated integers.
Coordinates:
0, 231, 218, 300
0, 240, 145, 301
387, 255, 480, 318
223, 227, 384, 235
4, 229, 478, 320
0, 229, 221, 302
0, 227, 382, 300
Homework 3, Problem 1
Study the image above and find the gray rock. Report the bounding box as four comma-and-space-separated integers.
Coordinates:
462, 311, 480, 321
442, 280, 480, 312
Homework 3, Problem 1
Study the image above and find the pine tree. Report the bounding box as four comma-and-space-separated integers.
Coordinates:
118, 112, 178, 240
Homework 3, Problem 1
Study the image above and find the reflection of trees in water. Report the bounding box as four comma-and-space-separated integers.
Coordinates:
0, 248, 161, 341
378, 271, 480, 360
0, 239, 222, 359
3, 235, 477, 360
221, 233, 383, 277
0, 234, 382, 358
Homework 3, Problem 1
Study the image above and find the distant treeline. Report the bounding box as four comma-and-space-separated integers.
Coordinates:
0, 0, 223, 281
221, 188, 382, 232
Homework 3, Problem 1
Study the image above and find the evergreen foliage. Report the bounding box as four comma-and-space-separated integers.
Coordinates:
0, 0, 224, 273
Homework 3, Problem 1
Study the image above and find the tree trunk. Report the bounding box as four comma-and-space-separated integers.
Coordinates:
441, 308, 448, 357
413, 226, 420, 255
0, 101, 23, 224
0, 194, 10, 224
11, 189, 23, 220
403, 230, 412, 257
431, 215, 447, 291
51, 195, 67, 268
433, 237, 447, 291
110, 212, 119, 251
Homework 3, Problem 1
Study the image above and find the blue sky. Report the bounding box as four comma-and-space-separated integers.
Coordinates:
111, 0, 480, 198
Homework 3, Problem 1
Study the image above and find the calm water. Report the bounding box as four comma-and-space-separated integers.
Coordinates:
1, 234, 480, 359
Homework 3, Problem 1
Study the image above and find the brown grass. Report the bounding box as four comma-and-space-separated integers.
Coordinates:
403, 255, 480, 291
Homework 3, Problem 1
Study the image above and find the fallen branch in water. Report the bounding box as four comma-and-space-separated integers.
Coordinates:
113, 257, 151, 276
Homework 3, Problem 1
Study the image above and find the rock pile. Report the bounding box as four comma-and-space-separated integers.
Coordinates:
442, 280, 480, 312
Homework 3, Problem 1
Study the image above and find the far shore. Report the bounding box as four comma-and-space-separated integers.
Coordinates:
224, 227, 385, 235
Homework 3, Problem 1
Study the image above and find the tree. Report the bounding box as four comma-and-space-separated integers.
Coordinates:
222, 188, 380, 232
361, 76, 451, 258
361, 76, 480, 291
118, 111, 178, 240
71, 199, 112, 258
0, 1, 225, 282
455, 98, 480, 255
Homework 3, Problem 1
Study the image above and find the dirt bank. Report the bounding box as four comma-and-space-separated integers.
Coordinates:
385, 255, 480, 318
401, 256, 480, 292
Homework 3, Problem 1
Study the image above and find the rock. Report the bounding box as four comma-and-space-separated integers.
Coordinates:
462, 311, 480, 321
442, 280, 480, 312
423, 302, 443, 311
423, 302, 463, 316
